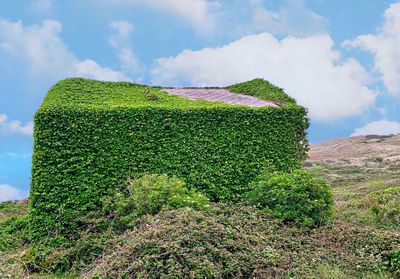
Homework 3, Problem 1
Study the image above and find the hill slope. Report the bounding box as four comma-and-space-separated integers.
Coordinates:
309, 134, 400, 164
307, 134, 400, 232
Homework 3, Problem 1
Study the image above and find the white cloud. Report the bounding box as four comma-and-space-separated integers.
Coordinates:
344, 2, 400, 95
108, 20, 140, 73
0, 19, 130, 82
31, 0, 53, 12
0, 184, 25, 202
109, 0, 220, 34
0, 114, 33, 137
250, 0, 326, 37
152, 33, 376, 122
73, 59, 131, 81
351, 119, 400, 136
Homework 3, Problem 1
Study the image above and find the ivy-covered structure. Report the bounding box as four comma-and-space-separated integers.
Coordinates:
30, 78, 309, 239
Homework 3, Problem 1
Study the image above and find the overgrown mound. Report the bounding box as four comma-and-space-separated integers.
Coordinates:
81, 204, 400, 278
2, 201, 400, 278
83, 206, 279, 278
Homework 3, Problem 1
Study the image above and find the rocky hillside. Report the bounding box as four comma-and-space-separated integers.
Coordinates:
309, 134, 400, 165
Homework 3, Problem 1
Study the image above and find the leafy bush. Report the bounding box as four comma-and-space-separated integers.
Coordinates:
362, 186, 400, 229
97, 174, 209, 231
30, 77, 309, 239
129, 174, 209, 214
247, 167, 333, 227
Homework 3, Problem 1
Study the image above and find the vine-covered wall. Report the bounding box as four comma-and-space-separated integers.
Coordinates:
30, 78, 309, 239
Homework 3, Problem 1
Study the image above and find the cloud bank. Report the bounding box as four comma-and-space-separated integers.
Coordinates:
351, 119, 400, 136
152, 33, 376, 122
345, 2, 400, 96
0, 19, 130, 82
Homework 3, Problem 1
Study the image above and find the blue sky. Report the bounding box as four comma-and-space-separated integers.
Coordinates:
1, 0, 400, 200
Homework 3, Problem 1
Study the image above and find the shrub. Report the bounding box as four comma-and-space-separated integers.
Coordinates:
30, 77, 309, 239
362, 186, 400, 229
129, 174, 209, 214
247, 167, 333, 227
15, 204, 400, 277
97, 174, 209, 231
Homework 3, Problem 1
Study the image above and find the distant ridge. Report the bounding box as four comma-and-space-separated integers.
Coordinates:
309, 134, 400, 164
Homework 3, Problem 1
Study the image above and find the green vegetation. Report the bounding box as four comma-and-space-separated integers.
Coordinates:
390, 250, 400, 277
30, 77, 308, 240
124, 174, 209, 215
0, 212, 29, 252
2, 164, 399, 277
247, 167, 333, 227
2, 201, 399, 278
362, 186, 400, 230
0, 201, 28, 222
86, 174, 209, 231
84, 206, 280, 278
306, 159, 400, 231
227, 78, 297, 105
4, 78, 398, 277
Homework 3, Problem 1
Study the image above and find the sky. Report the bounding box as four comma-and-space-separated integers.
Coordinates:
1, 0, 400, 201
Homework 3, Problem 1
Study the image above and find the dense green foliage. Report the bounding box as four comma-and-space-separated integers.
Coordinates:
30, 78, 308, 239
0, 201, 28, 222
362, 186, 400, 229
390, 250, 400, 276
124, 174, 209, 215
247, 166, 333, 227
82, 205, 400, 278
227, 78, 297, 105
0, 215, 29, 252
22, 175, 208, 274
87, 174, 209, 231
0, 201, 29, 252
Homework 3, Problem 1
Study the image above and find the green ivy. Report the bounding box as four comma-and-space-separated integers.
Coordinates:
228, 78, 297, 105
30, 78, 309, 240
